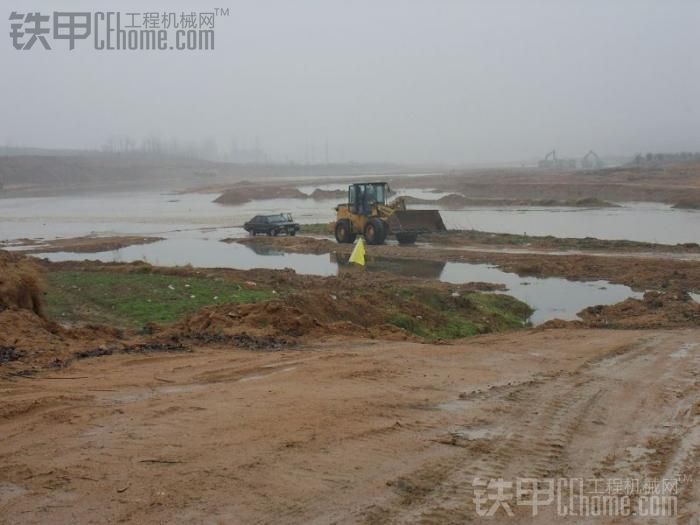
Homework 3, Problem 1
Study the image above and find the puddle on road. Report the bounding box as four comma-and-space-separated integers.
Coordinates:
36, 238, 642, 324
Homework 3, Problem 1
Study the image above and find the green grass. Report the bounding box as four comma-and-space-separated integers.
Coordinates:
388, 290, 532, 341
298, 223, 333, 235
46, 270, 272, 329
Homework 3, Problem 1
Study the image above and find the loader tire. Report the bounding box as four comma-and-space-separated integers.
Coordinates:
335, 220, 353, 243
396, 232, 418, 245
364, 218, 386, 245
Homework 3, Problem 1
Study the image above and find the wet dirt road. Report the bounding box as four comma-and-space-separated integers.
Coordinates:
0, 329, 698, 524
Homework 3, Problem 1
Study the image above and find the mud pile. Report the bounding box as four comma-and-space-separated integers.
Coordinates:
230, 236, 338, 254
167, 280, 529, 343
578, 290, 700, 328
170, 290, 413, 341
402, 194, 616, 209
214, 184, 307, 205
0, 249, 45, 315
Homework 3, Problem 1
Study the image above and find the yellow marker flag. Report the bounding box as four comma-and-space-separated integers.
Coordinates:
349, 236, 366, 266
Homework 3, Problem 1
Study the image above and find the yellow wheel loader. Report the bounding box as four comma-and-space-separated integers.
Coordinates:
334, 182, 446, 245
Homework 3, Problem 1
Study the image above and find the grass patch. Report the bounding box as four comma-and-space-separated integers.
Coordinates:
388, 289, 532, 341
299, 223, 333, 235
45, 270, 272, 329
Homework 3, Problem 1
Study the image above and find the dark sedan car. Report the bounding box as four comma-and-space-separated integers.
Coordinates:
243, 213, 300, 236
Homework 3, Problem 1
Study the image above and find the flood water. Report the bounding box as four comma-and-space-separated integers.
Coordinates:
36, 234, 643, 324
3, 190, 687, 324
1, 191, 698, 245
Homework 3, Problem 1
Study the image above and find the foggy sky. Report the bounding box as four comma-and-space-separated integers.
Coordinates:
2, 0, 699, 164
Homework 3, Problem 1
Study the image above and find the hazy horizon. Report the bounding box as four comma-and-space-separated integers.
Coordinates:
3, 0, 699, 164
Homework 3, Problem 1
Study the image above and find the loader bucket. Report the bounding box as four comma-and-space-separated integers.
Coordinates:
388, 209, 446, 234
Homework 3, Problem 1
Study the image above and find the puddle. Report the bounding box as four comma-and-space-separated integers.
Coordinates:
335, 254, 642, 325
36, 236, 338, 276
671, 343, 698, 359
691, 293, 700, 304
237, 366, 297, 382
440, 262, 642, 325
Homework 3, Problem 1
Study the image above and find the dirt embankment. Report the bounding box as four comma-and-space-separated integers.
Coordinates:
0, 250, 45, 315
577, 290, 700, 329
213, 183, 308, 205
422, 230, 700, 253
402, 194, 617, 208
2, 257, 524, 371
212, 183, 344, 205
165, 278, 527, 344
0, 250, 125, 372
5, 235, 164, 254
228, 235, 338, 254
390, 161, 700, 204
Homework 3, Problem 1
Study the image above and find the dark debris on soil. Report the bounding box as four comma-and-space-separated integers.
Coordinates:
174, 332, 297, 351
74, 342, 192, 360
0, 346, 23, 364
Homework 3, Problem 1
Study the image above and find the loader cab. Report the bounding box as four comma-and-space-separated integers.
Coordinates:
348, 182, 388, 215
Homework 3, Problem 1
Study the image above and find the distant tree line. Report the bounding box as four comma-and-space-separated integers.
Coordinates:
101, 135, 268, 163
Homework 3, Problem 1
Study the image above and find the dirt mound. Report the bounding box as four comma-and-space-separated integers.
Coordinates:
578, 290, 700, 328
309, 188, 345, 200
0, 249, 45, 316
401, 194, 617, 209
230, 236, 338, 254
168, 290, 405, 341
166, 281, 531, 344
214, 186, 307, 205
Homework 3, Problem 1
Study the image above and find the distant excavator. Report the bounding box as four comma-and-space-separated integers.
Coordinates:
582, 150, 604, 169
334, 182, 446, 245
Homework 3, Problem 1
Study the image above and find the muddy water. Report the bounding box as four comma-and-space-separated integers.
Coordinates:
334, 255, 641, 324
38, 234, 338, 276
434, 203, 700, 244
0, 192, 336, 240
1, 191, 698, 245
36, 237, 642, 324
0, 191, 681, 322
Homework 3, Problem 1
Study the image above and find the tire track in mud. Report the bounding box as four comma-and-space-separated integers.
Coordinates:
360, 332, 699, 524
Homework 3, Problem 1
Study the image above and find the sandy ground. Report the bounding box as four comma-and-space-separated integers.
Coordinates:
0, 328, 697, 524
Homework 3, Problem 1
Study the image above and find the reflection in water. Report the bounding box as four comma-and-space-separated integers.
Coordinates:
440, 263, 642, 324
333, 253, 447, 280
37, 237, 337, 276
36, 238, 643, 324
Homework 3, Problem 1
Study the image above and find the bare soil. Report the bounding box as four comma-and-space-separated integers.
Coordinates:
0, 250, 44, 315
402, 194, 618, 208
389, 161, 700, 205
0, 328, 697, 523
